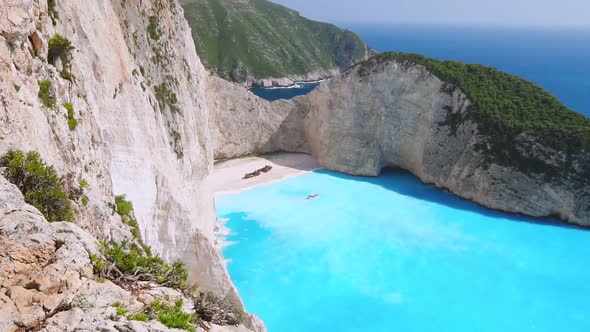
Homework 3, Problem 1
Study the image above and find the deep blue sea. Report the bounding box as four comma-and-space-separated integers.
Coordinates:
254, 24, 590, 118
217, 170, 590, 332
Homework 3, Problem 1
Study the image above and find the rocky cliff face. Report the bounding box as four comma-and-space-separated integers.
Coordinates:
0, 175, 256, 332
0, 0, 261, 330
211, 59, 589, 227
207, 77, 307, 159
298, 61, 589, 226
2, 0, 588, 329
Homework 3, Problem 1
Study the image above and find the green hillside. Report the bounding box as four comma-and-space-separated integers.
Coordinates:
180, 0, 368, 82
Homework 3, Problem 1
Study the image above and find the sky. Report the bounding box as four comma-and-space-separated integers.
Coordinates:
272, 0, 590, 27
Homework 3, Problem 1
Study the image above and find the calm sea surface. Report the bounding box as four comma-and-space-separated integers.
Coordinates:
217, 170, 590, 332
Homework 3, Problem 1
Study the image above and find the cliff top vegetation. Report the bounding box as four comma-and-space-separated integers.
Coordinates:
181, 0, 367, 81
355, 52, 590, 173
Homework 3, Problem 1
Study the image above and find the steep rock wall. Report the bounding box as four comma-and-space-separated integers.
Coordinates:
0, 0, 251, 315
0, 173, 261, 331
207, 77, 308, 159
210, 60, 589, 226
297, 61, 589, 226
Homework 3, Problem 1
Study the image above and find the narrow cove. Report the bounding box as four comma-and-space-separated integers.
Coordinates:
216, 169, 590, 332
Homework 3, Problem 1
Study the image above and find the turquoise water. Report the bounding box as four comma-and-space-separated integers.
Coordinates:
217, 170, 590, 332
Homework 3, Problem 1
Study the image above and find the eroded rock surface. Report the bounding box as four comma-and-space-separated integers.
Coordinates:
207, 77, 308, 159
0, 175, 257, 331
297, 61, 589, 225
0, 0, 238, 302
0, 0, 261, 330
211, 59, 589, 226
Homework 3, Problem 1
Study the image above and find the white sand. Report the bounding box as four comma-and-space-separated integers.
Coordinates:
208, 153, 320, 196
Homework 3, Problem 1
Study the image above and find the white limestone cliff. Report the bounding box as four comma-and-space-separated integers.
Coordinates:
298, 61, 589, 226
210, 59, 590, 227
0, 0, 261, 330
207, 77, 307, 160
0, 174, 259, 332
2, 0, 587, 330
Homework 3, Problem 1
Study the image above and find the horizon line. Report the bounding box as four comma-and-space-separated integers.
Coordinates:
332, 21, 590, 30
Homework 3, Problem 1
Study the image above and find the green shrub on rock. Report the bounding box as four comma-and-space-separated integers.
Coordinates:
91, 241, 188, 290
48, 34, 75, 67
154, 83, 179, 113
0, 150, 73, 222
127, 312, 149, 322
64, 102, 78, 130
112, 299, 201, 331
38, 80, 55, 108
148, 299, 198, 332
60, 69, 76, 81
115, 194, 133, 215
194, 291, 245, 326
115, 195, 141, 240
48, 0, 58, 24
147, 16, 162, 41
113, 302, 129, 316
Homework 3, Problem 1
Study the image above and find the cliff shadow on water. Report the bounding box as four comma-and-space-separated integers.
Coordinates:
311, 168, 584, 230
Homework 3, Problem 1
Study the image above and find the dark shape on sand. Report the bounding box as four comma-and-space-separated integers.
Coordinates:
243, 165, 273, 179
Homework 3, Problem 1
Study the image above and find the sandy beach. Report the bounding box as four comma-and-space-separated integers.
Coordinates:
208, 153, 320, 196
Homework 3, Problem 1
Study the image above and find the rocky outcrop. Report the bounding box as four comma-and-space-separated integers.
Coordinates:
296, 60, 589, 226
3, 0, 586, 330
0, 0, 261, 330
211, 59, 589, 227
207, 77, 308, 159
0, 175, 259, 332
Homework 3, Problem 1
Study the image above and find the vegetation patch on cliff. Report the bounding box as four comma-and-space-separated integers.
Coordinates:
48, 34, 76, 81
64, 102, 78, 130
147, 16, 162, 41
91, 240, 189, 290
48, 34, 74, 67
155, 82, 179, 114
91, 240, 245, 328
38, 80, 55, 108
180, 0, 367, 82
148, 299, 199, 331
48, 0, 58, 24
355, 52, 590, 177
0, 150, 73, 222
114, 195, 142, 240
